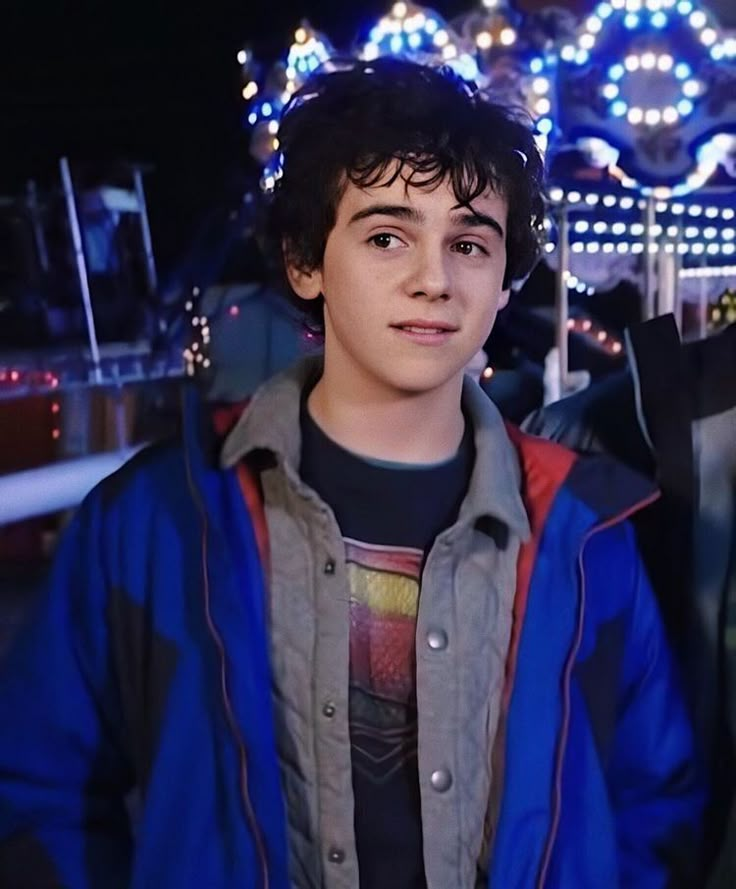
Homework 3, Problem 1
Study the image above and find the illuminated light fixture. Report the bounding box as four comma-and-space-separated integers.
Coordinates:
603, 195, 617, 207
682, 79, 701, 97
609, 63, 625, 80
624, 14, 640, 29
705, 206, 719, 218
688, 10, 706, 29
628, 106, 644, 124
585, 193, 599, 205
651, 11, 668, 27
561, 44, 576, 62
237, 50, 248, 65
535, 98, 551, 115
620, 196, 635, 209
500, 27, 516, 46
549, 186, 564, 201
476, 31, 492, 49
572, 242, 585, 252
700, 27, 717, 45
602, 83, 619, 99
674, 62, 691, 80
567, 191, 582, 202
662, 106, 679, 124
611, 100, 627, 117
575, 220, 590, 232
433, 29, 449, 47
533, 77, 550, 95
580, 33, 596, 50
657, 53, 673, 71
640, 52, 656, 70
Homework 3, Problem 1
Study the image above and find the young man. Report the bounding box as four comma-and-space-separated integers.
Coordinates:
0, 59, 703, 888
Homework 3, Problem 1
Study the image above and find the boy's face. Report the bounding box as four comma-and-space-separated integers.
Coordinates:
287, 168, 510, 401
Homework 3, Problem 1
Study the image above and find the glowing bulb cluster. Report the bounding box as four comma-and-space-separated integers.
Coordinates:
361, 2, 478, 80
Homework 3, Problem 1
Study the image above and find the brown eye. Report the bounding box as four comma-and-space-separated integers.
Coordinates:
453, 241, 486, 256
370, 233, 397, 249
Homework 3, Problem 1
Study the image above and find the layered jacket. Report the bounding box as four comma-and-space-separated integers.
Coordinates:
0, 362, 703, 888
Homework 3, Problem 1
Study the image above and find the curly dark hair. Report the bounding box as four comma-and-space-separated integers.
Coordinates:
265, 56, 546, 332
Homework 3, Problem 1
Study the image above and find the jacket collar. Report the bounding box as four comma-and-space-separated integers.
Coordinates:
220, 355, 530, 541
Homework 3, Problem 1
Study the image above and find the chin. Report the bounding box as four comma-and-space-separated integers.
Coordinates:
383, 370, 461, 397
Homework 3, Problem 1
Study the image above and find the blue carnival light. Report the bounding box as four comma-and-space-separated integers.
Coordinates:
611, 99, 627, 116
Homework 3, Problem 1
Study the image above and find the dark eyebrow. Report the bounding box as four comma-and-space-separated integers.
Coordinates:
348, 203, 505, 240
348, 204, 425, 225
452, 210, 505, 240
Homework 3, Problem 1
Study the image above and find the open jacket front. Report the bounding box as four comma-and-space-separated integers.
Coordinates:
0, 361, 703, 888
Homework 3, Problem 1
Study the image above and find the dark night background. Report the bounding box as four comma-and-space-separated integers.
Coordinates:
1, 0, 734, 276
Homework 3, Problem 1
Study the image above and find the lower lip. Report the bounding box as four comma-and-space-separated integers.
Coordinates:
392, 327, 456, 345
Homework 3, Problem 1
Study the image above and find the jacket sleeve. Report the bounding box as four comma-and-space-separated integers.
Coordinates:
0, 493, 133, 889
606, 523, 705, 888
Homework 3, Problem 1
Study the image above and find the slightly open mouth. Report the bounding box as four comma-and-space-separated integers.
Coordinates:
391, 324, 458, 334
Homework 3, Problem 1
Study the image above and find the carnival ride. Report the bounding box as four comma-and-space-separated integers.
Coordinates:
236, 0, 736, 393
1, 0, 735, 527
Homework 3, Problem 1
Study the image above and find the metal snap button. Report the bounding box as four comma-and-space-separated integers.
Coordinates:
322, 701, 336, 718
327, 846, 345, 864
426, 628, 448, 651
324, 559, 336, 575
430, 768, 453, 792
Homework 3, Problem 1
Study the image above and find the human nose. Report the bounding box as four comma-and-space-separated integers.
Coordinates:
406, 244, 451, 301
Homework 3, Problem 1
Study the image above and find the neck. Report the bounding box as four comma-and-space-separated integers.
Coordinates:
307, 359, 466, 465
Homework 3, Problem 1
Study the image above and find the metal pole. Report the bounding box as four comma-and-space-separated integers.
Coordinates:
0, 446, 145, 526
25, 179, 50, 273
132, 167, 158, 295
643, 195, 657, 320
59, 157, 103, 383
555, 205, 570, 397
699, 254, 709, 339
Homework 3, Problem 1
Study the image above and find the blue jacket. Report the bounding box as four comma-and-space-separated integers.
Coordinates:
0, 388, 703, 888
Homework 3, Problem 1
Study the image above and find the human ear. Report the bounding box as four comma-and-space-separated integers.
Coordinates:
283, 243, 324, 302
498, 289, 511, 310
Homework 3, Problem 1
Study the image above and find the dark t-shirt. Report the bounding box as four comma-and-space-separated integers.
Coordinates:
300, 402, 474, 889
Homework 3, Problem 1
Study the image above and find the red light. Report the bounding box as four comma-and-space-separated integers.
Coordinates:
9, 370, 20, 382
51, 403, 60, 414
50, 377, 59, 388
52, 429, 60, 440
228, 305, 240, 317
